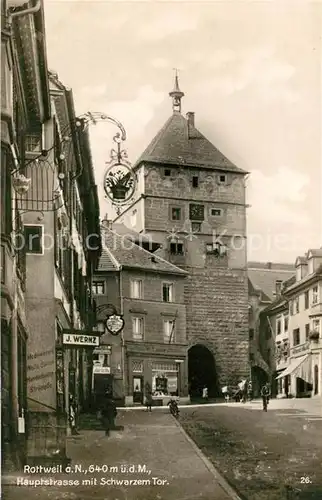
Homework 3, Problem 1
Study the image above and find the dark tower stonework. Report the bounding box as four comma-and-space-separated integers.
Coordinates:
115, 77, 250, 394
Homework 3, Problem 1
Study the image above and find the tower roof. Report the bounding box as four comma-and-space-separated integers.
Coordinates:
134, 112, 247, 174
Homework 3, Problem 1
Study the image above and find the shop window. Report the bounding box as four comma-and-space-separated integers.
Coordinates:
162, 283, 173, 302
155, 375, 168, 394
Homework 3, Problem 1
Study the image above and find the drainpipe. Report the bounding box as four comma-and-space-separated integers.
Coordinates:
119, 266, 126, 401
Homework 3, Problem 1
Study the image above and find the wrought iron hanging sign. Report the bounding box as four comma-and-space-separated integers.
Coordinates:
103, 132, 137, 214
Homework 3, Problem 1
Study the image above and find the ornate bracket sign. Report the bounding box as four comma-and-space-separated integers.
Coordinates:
105, 314, 125, 336
103, 132, 137, 214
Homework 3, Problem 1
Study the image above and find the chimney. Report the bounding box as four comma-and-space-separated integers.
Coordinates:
186, 112, 195, 127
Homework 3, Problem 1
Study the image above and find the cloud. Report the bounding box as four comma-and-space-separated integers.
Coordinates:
151, 58, 170, 69
195, 46, 297, 100
247, 166, 310, 224
137, 13, 199, 41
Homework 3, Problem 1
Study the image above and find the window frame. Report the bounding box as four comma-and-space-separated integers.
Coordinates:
132, 316, 144, 340
92, 280, 105, 295
130, 279, 143, 299
305, 323, 310, 341
163, 319, 175, 343
162, 282, 174, 303
312, 319, 320, 334
169, 241, 184, 255
276, 316, 282, 336
192, 176, 199, 188
170, 206, 182, 221
210, 208, 223, 217
292, 328, 300, 346
218, 174, 227, 184
283, 314, 289, 333
304, 290, 309, 309
23, 224, 44, 255
312, 286, 319, 305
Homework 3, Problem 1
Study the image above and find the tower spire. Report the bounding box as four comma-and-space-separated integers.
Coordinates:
169, 69, 184, 113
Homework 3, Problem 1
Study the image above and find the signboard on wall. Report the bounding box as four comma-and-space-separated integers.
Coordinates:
63, 333, 99, 347
93, 366, 111, 375
27, 347, 56, 410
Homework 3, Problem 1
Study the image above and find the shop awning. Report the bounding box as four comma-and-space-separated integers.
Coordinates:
276, 354, 310, 380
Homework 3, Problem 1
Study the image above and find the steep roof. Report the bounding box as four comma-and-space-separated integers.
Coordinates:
248, 262, 295, 302
134, 112, 247, 174
97, 228, 187, 276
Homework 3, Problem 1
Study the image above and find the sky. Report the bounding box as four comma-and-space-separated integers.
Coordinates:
44, 0, 322, 263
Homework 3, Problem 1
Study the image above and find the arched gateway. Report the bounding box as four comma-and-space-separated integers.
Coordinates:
188, 344, 219, 398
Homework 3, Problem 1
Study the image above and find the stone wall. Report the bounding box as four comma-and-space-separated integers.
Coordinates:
140, 163, 249, 388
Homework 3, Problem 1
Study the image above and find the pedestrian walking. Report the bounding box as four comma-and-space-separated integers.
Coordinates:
202, 386, 208, 402
100, 390, 117, 436
242, 380, 248, 403
247, 381, 253, 401
261, 383, 270, 412
69, 395, 79, 435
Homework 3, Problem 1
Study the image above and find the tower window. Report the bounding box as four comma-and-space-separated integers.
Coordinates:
192, 176, 199, 188
164, 169, 171, 176
219, 174, 226, 184
171, 207, 181, 221
211, 208, 223, 217
170, 242, 184, 255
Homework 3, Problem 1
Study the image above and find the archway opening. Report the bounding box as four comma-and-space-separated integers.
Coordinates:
251, 366, 269, 398
188, 344, 218, 399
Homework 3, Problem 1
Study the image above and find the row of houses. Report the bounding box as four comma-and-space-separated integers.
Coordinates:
248, 254, 322, 399
1, 1, 101, 470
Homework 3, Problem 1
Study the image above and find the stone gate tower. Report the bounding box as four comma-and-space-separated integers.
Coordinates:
115, 75, 250, 394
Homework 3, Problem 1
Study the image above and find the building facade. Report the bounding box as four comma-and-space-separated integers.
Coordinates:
93, 225, 188, 406
114, 77, 250, 395
1, 0, 50, 470
278, 250, 322, 397
248, 262, 295, 396
19, 71, 101, 460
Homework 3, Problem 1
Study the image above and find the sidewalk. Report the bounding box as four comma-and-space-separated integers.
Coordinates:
2, 410, 240, 500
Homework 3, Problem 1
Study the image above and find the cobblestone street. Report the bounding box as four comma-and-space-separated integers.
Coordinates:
2, 410, 236, 500
180, 398, 322, 500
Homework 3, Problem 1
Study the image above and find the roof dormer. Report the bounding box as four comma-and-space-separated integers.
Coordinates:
295, 255, 308, 281
306, 249, 322, 275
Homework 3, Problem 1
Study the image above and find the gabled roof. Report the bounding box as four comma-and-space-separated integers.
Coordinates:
134, 112, 247, 174
248, 262, 295, 301
97, 228, 188, 276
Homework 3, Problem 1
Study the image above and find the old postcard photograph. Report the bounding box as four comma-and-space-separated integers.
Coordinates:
1, 0, 322, 499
